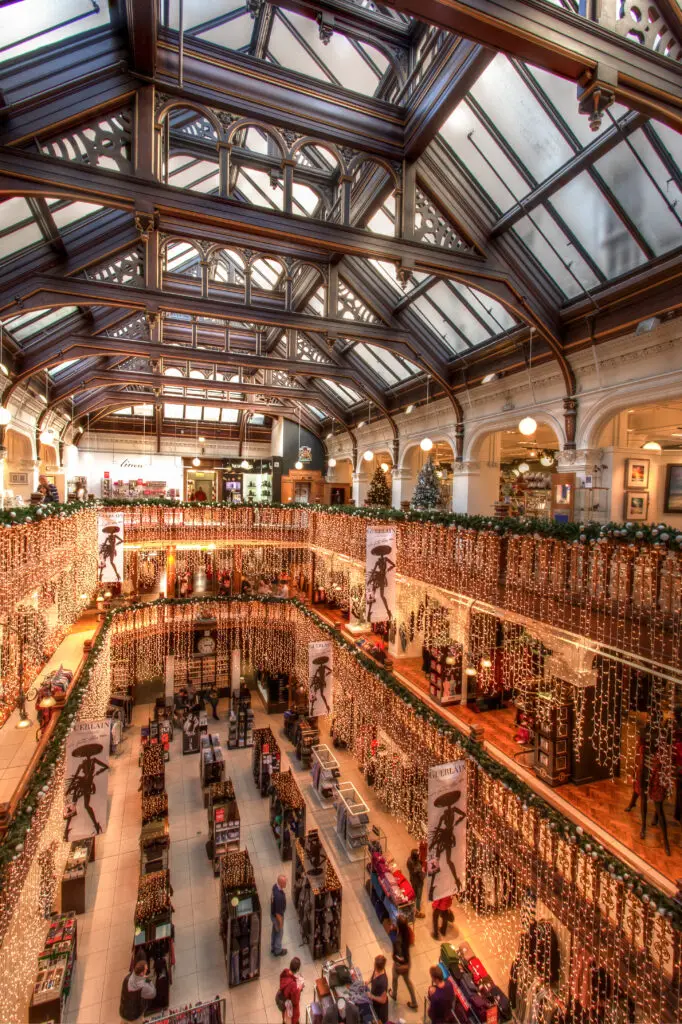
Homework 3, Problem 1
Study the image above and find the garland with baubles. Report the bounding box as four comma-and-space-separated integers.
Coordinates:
0, 498, 680, 549
1, 594, 680, 928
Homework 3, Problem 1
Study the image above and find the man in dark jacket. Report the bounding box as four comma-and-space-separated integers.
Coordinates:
278, 956, 302, 1024
271, 873, 288, 956
407, 848, 426, 918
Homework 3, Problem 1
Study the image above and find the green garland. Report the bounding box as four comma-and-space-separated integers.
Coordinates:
2, 595, 679, 927
1, 498, 681, 549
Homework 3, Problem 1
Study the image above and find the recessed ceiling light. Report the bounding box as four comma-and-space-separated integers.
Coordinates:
405, 405, 414, 414
481, 372, 498, 384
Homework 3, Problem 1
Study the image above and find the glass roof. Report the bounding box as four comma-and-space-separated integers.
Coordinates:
0, 0, 109, 65
438, 54, 682, 299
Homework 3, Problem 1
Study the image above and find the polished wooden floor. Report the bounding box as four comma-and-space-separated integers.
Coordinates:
313, 605, 682, 890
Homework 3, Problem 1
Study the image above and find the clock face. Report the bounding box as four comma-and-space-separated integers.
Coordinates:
197, 632, 215, 655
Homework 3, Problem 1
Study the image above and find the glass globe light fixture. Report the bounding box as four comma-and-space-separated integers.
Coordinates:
420, 437, 433, 452
518, 416, 537, 436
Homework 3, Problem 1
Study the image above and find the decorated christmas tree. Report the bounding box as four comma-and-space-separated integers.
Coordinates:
366, 465, 392, 506
410, 456, 446, 510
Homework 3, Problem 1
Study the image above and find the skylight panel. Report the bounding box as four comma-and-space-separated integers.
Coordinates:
50, 202, 103, 230
203, 407, 220, 421
306, 405, 326, 420
319, 380, 361, 406
450, 285, 517, 334
185, 405, 203, 419
353, 344, 400, 385
114, 407, 132, 415
164, 403, 185, 418
250, 413, 265, 425
197, 13, 253, 51
440, 104, 528, 213
0, 197, 43, 258
6, 306, 78, 341
0, 0, 110, 65
221, 408, 239, 423
412, 294, 470, 355
48, 360, 78, 376
513, 209, 600, 298
525, 65, 629, 146
132, 405, 154, 417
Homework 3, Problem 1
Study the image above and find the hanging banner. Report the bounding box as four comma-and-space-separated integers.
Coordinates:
182, 710, 201, 754
365, 527, 396, 623
97, 510, 124, 583
64, 720, 110, 841
427, 759, 467, 901
307, 640, 333, 718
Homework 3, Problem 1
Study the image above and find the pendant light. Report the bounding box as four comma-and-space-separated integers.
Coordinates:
39, 426, 55, 446
362, 400, 373, 463
540, 452, 554, 467
294, 405, 304, 470
518, 461, 530, 474
363, 450, 374, 462
519, 326, 537, 436
380, 463, 389, 473
420, 375, 432, 452
192, 456, 201, 467
328, 458, 337, 468
642, 441, 662, 451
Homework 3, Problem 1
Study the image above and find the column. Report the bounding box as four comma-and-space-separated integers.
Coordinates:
391, 466, 413, 510
352, 469, 371, 507
451, 461, 500, 515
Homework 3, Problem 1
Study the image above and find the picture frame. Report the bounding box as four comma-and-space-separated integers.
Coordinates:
664, 464, 682, 514
625, 458, 649, 490
624, 491, 649, 521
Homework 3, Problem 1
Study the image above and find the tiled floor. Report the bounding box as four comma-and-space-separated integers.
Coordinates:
64, 698, 511, 1024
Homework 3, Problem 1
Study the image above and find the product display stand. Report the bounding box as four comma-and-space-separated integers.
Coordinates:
310, 744, 340, 807
333, 782, 370, 859
441, 940, 512, 1022
228, 693, 254, 749
269, 769, 306, 861
140, 816, 170, 875
200, 733, 225, 803
252, 727, 281, 797
255, 669, 290, 714
219, 850, 261, 987
29, 913, 77, 1023
292, 831, 342, 959
60, 838, 94, 915
306, 949, 377, 1024
364, 837, 416, 927
295, 717, 320, 768
207, 779, 240, 874
145, 997, 227, 1024
133, 869, 173, 1012
141, 744, 166, 797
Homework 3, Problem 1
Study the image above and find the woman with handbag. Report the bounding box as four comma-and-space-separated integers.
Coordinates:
432, 894, 454, 941
389, 913, 418, 1010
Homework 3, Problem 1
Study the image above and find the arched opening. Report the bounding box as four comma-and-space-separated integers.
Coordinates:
361, 449, 393, 507
595, 398, 682, 526
464, 420, 561, 518
398, 439, 456, 510
159, 105, 220, 194
3, 428, 34, 503
326, 456, 353, 506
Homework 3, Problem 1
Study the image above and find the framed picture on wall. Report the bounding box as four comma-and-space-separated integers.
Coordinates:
664, 464, 682, 514
624, 491, 649, 521
625, 458, 649, 489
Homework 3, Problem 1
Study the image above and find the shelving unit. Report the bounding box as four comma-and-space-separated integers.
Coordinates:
61, 838, 94, 915
200, 733, 225, 801
427, 643, 463, 706
133, 870, 173, 1012
294, 717, 319, 768
140, 745, 165, 797
364, 837, 415, 926
29, 914, 77, 1023
255, 669, 289, 714
140, 817, 170, 875
293, 831, 342, 959
310, 744, 340, 807
252, 727, 281, 797
269, 769, 306, 861
207, 780, 240, 874
334, 782, 370, 859
228, 693, 254, 749
219, 850, 261, 988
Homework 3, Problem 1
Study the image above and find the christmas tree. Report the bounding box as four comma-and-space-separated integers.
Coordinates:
411, 456, 446, 510
366, 465, 392, 506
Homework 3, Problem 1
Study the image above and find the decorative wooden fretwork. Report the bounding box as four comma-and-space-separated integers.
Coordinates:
39, 109, 133, 173
337, 281, 379, 323
83, 245, 143, 286
413, 186, 474, 252
613, 0, 682, 60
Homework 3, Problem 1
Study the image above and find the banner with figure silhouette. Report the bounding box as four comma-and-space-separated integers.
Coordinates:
64, 720, 110, 841
427, 759, 467, 901
307, 640, 333, 718
365, 527, 396, 624
97, 510, 124, 583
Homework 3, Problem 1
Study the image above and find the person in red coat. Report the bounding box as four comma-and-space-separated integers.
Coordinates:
432, 894, 453, 942
279, 957, 302, 1024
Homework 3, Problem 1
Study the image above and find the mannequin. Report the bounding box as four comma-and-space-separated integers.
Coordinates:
625, 727, 671, 855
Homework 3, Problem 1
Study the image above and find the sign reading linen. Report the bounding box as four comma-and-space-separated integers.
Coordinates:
427, 759, 467, 901
365, 527, 396, 623
307, 640, 333, 718
97, 510, 124, 583
64, 720, 110, 841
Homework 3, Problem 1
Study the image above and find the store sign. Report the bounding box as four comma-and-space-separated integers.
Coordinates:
97, 510, 124, 583
64, 720, 110, 841
427, 759, 467, 901
307, 640, 333, 718
365, 527, 396, 623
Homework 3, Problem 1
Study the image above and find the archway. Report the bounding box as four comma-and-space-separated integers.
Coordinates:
398, 439, 456, 510
326, 456, 353, 506
3, 427, 34, 503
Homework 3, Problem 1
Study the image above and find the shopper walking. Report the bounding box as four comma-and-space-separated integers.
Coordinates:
271, 873, 288, 956
205, 685, 220, 720
389, 912, 418, 1010
119, 961, 156, 1022
427, 965, 455, 1023
432, 894, 453, 941
369, 954, 389, 1023
407, 848, 426, 918
277, 956, 302, 1024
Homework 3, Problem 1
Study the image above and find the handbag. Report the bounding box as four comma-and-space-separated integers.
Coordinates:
394, 960, 410, 976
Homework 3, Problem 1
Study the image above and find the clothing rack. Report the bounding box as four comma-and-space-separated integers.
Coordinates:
310, 744, 340, 807
292, 831, 342, 960
333, 781, 369, 859
145, 996, 226, 1024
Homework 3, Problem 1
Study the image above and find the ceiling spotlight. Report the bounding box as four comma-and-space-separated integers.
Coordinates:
198, 436, 205, 442
357, 420, 365, 429
519, 416, 537, 436
294, 460, 303, 470
192, 456, 201, 467
642, 440, 662, 451
75, 426, 84, 434
420, 437, 433, 452
38, 694, 56, 709
481, 373, 498, 384
540, 453, 554, 467
39, 394, 47, 403
405, 405, 414, 415
0, 406, 11, 425
328, 457, 337, 468
326, 432, 333, 440
39, 428, 55, 446
465, 666, 477, 677
16, 711, 32, 729
241, 459, 250, 469
363, 449, 374, 462
518, 462, 530, 474
480, 657, 492, 669
529, 449, 537, 457
0, 363, 8, 376
380, 463, 389, 473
